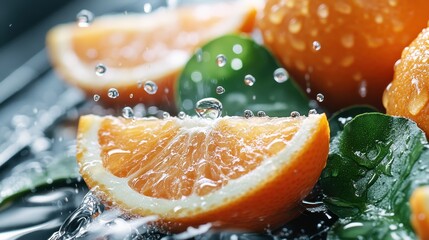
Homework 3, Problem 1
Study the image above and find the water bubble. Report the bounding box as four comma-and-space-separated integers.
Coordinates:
308, 109, 317, 115
144, 81, 158, 95
216, 54, 227, 67
257, 111, 266, 117
143, 3, 152, 13
316, 93, 324, 102
95, 63, 106, 76
232, 44, 243, 54
122, 107, 134, 119
93, 94, 100, 102
273, 68, 289, 83
76, 9, 94, 27
162, 112, 170, 118
195, 98, 223, 119
107, 88, 119, 99
312, 41, 321, 51
216, 86, 225, 95
290, 111, 300, 117
178, 111, 186, 119
244, 74, 256, 86
244, 109, 254, 118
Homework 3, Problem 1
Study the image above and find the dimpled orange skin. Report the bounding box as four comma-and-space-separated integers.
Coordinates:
383, 26, 429, 137
410, 186, 429, 240
257, 0, 429, 111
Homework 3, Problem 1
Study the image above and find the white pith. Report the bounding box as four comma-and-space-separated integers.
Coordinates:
78, 114, 323, 218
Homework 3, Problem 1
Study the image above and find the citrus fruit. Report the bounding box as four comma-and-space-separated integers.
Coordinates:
257, 0, 429, 111
46, 0, 259, 110
76, 113, 329, 232
383, 26, 429, 136
175, 34, 309, 117
410, 186, 429, 239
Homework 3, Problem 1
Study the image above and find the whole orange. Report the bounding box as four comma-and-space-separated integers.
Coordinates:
257, 0, 429, 111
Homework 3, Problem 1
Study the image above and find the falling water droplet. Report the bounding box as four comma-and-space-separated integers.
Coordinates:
93, 94, 100, 102
244, 110, 254, 118
195, 98, 223, 119
316, 93, 324, 102
216, 86, 225, 94
273, 68, 289, 83
122, 107, 134, 119
143, 3, 152, 13
216, 54, 227, 67
107, 88, 119, 99
358, 81, 367, 98
312, 41, 321, 51
244, 74, 256, 86
95, 63, 106, 76
257, 111, 266, 117
163, 112, 170, 118
76, 9, 94, 27
144, 81, 158, 95
308, 109, 317, 115
290, 111, 300, 117
178, 111, 186, 119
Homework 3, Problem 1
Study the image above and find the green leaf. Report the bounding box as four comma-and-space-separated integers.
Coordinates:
320, 112, 429, 239
328, 105, 378, 138
0, 154, 80, 207
175, 34, 310, 117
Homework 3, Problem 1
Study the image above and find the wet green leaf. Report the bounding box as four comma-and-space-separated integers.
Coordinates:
328, 105, 378, 138
0, 154, 79, 207
320, 112, 429, 239
175, 34, 310, 117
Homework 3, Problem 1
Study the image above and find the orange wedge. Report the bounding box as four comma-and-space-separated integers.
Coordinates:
76, 113, 329, 232
410, 186, 429, 239
46, 1, 259, 109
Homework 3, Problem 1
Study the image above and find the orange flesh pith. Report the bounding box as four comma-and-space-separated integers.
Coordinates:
99, 117, 302, 200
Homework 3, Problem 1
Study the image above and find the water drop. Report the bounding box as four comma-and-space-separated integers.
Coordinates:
290, 111, 300, 117
358, 81, 367, 98
316, 93, 324, 102
309, 109, 317, 115
317, 4, 329, 19
216, 54, 227, 67
143, 3, 152, 13
93, 94, 100, 102
288, 18, 302, 33
195, 98, 223, 119
195, 48, 203, 62
257, 111, 266, 117
163, 112, 170, 118
76, 9, 94, 27
144, 81, 158, 95
95, 63, 106, 76
232, 44, 243, 54
122, 107, 134, 119
273, 68, 289, 83
216, 86, 225, 94
244, 74, 256, 86
178, 111, 186, 119
312, 41, 321, 51
244, 110, 254, 118
107, 88, 119, 99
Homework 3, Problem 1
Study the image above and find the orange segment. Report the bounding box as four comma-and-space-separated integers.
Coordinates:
410, 186, 429, 239
77, 114, 329, 232
47, 0, 259, 109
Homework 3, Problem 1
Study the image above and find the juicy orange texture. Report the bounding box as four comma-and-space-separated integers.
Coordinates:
383, 26, 429, 137
77, 114, 329, 232
47, 0, 258, 109
258, 0, 429, 111
410, 186, 429, 240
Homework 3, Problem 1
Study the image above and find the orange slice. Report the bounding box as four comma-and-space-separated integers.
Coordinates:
410, 186, 429, 239
76, 114, 329, 232
46, 1, 259, 109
